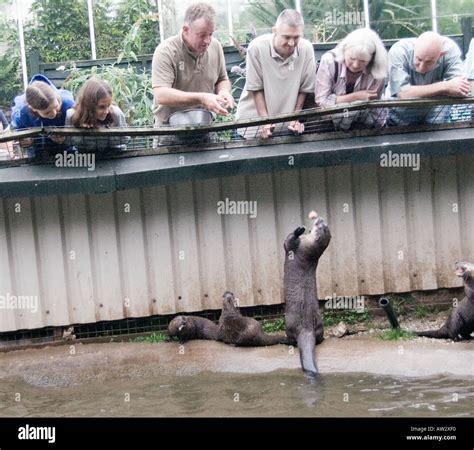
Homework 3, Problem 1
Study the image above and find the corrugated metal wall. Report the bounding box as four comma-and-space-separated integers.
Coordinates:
1, 154, 473, 333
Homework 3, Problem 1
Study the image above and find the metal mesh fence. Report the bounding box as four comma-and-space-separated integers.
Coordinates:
0, 303, 285, 349
1, 98, 473, 165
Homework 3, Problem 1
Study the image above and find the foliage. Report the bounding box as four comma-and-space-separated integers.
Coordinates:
413, 304, 434, 319
369, 0, 431, 39
212, 109, 237, 142
23, 0, 159, 63
131, 332, 168, 343
114, 0, 160, 62
243, 0, 434, 43
437, 1, 474, 35
323, 309, 370, 327
379, 328, 415, 340
24, 0, 113, 63
261, 317, 285, 333
0, 11, 21, 108
63, 63, 154, 126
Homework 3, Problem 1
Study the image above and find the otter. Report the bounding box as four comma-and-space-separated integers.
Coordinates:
416, 261, 474, 340
284, 211, 331, 378
217, 291, 286, 346
168, 315, 219, 342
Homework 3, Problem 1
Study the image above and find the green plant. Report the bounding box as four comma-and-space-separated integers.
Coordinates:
131, 332, 167, 343
0, 11, 21, 108
24, 0, 116, 62
379, 328, 416, 340
114, 0, 160, 61
212, 109, 237, 142
323, 309, 370, 326
413, 304, 431, 319
261, 317, 285, 333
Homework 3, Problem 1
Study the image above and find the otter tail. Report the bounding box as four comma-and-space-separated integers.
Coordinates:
259, 333, 287, 346
297, 330, 317, 378
416, 327, 449, 339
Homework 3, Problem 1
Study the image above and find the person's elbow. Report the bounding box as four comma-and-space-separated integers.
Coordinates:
395, 87, 412, 100
154, 87, 171, 106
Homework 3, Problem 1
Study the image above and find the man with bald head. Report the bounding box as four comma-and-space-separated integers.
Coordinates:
386, 31, 469, 125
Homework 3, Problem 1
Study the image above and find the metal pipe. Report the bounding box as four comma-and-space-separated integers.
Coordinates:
157, 0, 164, 43
226, 0, 233, 45
16, 0, 28, 89
431, 0, 438, 33
363, 0, 370, 29
379, 297, 400, 329
87, 0, 97, 60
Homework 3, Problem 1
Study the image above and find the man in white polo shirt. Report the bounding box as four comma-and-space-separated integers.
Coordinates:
236, 9, 316, 139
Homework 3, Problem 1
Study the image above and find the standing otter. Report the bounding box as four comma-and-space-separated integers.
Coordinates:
416, 261, 474, 340
168, 315, 219, 342
284, 211, 331, 378
217, 291, 286, 346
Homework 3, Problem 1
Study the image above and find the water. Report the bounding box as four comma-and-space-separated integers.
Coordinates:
0, 371, 472, 417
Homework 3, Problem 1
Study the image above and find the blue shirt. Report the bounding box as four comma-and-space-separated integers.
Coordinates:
386, 37, 463, 98
11, 74, 75, 130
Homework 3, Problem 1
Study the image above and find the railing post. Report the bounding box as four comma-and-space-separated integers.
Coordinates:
28, 51, 40, 76
461, 16, 472, 59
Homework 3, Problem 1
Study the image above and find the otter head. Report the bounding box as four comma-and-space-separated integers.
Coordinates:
455, 261, 474, 283
284, 212, 331, 267
168, 315, 189, 337
222, 290, 238, 312
308, 216, 331, 252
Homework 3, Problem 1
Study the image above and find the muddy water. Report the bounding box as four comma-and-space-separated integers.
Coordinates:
0, 371, 472, 418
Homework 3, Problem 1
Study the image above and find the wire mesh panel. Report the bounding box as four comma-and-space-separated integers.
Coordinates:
1, 98, 472, 166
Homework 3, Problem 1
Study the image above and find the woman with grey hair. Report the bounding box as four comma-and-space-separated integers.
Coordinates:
314, 28, 388, 130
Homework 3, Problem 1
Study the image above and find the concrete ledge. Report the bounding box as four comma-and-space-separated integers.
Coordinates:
1, 128, 473, 198
0, 338, 472, 388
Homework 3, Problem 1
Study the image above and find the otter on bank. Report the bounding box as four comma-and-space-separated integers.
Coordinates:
416, 261, 474, 340
217, 291, 286, 346
168, 315, 219, 342
284, 211, 331, 378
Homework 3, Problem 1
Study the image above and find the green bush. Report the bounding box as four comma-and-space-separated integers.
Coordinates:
131, 332, 167, 343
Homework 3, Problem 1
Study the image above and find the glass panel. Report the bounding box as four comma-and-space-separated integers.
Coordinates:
437, 0, 473, 36
368, 0, 432, 39
160, 0, 230, 44
302, 0, 365, 43
232, 0, 294, 40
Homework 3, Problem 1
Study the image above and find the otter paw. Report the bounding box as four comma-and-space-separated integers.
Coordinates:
293, 226, 306, 238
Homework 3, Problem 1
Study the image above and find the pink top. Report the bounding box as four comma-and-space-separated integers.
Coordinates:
315, 51, 385, 108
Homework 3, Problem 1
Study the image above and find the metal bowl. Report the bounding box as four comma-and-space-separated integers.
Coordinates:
168, 109, 213, 127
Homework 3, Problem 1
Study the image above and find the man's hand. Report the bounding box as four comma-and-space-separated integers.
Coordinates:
444, 77, 470, 97
217, 90, 235, 110
201, 93, 229, 115
353, 90, 379, 101
19, 138, 33, 147
288, 120, 304, 135
258, 124, 274, 139
50, 135, 65, 144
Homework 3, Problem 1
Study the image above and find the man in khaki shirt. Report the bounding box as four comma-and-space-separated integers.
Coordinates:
152, 2, 234, 125
236, 9, 316, 139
